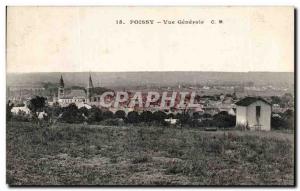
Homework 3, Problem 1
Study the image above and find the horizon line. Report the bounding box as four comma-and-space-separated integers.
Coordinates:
6, 71, 294, 74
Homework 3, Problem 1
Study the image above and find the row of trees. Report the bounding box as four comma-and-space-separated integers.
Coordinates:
8, 97, 236, 128
43, 103, 236, 128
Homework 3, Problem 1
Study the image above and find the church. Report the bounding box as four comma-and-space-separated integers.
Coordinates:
55, 74, 95, 107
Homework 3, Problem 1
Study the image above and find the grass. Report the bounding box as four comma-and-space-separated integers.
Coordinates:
6, 121, 294, 186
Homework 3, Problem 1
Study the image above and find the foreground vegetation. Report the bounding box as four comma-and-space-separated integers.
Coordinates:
7, 121, 294, 186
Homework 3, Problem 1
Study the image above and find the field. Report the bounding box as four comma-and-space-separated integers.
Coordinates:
7, 121, 294, 186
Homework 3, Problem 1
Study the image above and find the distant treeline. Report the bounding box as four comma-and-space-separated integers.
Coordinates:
7, 72, 294, 88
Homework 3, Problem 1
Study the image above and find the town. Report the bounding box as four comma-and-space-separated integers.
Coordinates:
7, 73, 294, 131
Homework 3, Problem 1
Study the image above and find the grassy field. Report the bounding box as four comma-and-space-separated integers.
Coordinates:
7, 121, 294, 186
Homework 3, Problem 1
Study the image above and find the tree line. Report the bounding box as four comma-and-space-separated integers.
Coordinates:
7, 96, 237, 128
7, 96, 294, 129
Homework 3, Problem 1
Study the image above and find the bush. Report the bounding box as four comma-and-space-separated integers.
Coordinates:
79, 107, 89, 117
6, 101, 14, 121
177, 113, 190, 125
152, 111, 167, 123
192, 112, 201, 119
167, 113, 175, 119
114, 110, 126, 119
12, 111, 30, 122
213, 112, 235, 128
28, 96, 47, 115
103, 110, 114, 119
126, 111, 140, 123
60, 103, 85, 123
45, 103, 63, 118
140, 111, 153, 122
87, 106, 103, 123
188, 119, 201, 128
283, 109, 294, 129
271, 116, 294, 130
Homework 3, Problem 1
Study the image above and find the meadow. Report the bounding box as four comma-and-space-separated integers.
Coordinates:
7, 121, 294, 186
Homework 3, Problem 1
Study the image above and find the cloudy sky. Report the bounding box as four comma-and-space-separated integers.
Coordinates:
7, 6, 294, 73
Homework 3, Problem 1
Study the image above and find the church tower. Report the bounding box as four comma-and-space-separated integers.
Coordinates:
87, 73, 94, 102
58, 75, 65, 99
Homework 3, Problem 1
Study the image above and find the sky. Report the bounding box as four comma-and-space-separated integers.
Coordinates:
6, 6, 294, 73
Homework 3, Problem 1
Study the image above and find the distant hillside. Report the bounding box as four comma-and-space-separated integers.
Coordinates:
6, 72, 294, 88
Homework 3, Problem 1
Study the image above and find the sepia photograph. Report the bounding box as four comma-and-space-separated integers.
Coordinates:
6, 6, 295, 186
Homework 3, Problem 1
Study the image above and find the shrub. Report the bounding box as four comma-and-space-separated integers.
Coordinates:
7, 101, 14, 121
28, 96, 47, 116
46, 103, 63, 117
126, 111, 140, 123
177, 113, 190, 125
87, 106, 103, 123
114, 110, 126, 119
60, 103, 85, 123
12, 111, 30, 122
140, 111, 153, 122
103, 110, 114, 119
271, 115, 294, 130
192, 112, 201, 119
213, 112, 235, 128
152, 111, 167, 123
188, 119, 201, 128
79, 107, 89, 117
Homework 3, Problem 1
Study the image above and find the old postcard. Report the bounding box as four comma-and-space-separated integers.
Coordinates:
6, 6, 294, 186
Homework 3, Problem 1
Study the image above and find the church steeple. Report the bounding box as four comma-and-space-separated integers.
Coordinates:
87, 73, 94, 102
59, 75, 64, 88
88, 73, 94, 89
58, 75, 65, 99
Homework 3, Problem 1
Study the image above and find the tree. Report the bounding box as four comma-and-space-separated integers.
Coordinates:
152, 111, 167, 123
282, 93, 293, 107
79, 107, 89, 117
270, 96, 281, 104
213, 112, 235, 128
140, 111, 153, 122
103, 110, 114, 119
6, 100, 14, 121
192, 112, 201, 119
28, 96, 46, 112
28, 96, 46, 118
283, 109, 294, 129
177, 113, 190, 125
44, 102, 62, 118
115, 110, 126, 119
127, 111, 140, 123
271, 109, 294, 130
271, 115, 286, 130
60, 103, 84, 123
167, 113, 175, 119
87, 106, 103, 123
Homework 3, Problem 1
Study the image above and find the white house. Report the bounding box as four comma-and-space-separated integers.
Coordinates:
11, 106, 31, 115
235, 97, 271, 131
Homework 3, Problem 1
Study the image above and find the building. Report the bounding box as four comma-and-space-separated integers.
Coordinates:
235, 97, 271, 131
11, 106, 31, 116
57, 74, 94, 107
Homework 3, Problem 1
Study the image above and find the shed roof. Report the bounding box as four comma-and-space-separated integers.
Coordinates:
235, 97, 271, 106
